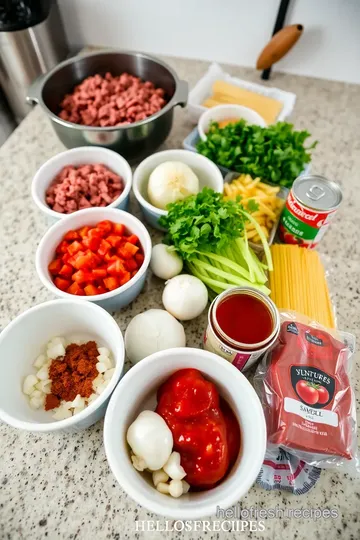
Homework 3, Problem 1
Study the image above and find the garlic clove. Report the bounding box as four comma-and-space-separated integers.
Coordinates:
156, 482, 170, 495
182, 480, 190, 494
52, 407, 72, 420
169, 479, 183, 498
36, 366, 49, 381
23, 374, 38, 395
87, 393, 98, 405
131, 454, 147, 472
47, 343, 66, 360
152, 469, 169, 487
104, 368, 115, 380
29, 397, 43, 409
96, 362, 107, 374
71, 395, 85, 409
163, 451, 186, 480
97, 347, 110, 358
33, 354, 46, 369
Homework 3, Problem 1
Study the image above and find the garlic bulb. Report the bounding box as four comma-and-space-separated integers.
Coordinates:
150, 244, 183, 280
162, 274, 208, 320
147, 161, 199, 210
125, 309, 186, 364
127, 410, 173, 471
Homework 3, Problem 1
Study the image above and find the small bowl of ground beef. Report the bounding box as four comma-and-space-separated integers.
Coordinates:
32, 146, 132, 221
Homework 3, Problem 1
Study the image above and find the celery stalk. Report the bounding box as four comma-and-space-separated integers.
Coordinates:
191, 259, 252, 287
241, 210, 273, 271
196, 250, 251, 281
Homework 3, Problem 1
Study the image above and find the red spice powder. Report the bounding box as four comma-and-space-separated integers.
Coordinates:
45, 341, 99, 410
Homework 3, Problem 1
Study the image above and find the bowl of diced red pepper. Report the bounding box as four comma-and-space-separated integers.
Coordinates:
36, 207, 152, 311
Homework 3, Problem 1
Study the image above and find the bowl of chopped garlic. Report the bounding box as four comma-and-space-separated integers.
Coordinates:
0, 299, 124, 433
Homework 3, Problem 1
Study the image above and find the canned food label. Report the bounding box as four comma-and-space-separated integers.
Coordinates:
280, 190, 337, 247
204, 326, 258, 372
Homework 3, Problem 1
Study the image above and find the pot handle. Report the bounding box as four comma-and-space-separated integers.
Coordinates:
173, 80, 188, 108
26, 73, 47, 104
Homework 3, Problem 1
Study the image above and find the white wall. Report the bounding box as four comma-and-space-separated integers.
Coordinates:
58, 0, 360, 84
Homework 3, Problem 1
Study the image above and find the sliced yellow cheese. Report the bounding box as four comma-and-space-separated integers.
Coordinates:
202, 80, 283, 125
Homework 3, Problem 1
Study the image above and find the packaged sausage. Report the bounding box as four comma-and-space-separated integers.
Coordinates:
254, 311, 358, 470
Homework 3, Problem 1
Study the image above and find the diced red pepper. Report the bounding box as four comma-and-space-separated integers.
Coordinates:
82, 235, 101, 251
135, 253, 144, 265
98, 239, 112, 257
126, 234, 139, 245
48, 259, 62, 275
54, 277, 71, 291
113, 223, 125, 235
67, 241, 83, 256
103, 276, 119, 291
118, 242, 139, 259
119, 271, 131, 286
59, 264, 73, 277
72, 270, 94, 284
107, 259, 125, 276
84, 284, 99, 296
124, 258, 138, 272
67, 282, 83, 295
64, 230, 80, 241
97, 220, 113, 234
92, 268, 107, 279
78, 226, 90, 238
107, 235, 123, 248
131, 270, 138, 278
88, 227, 105, 239
97, 285, 106, 294
55, 240, 69, 255
74, 251, 98, 270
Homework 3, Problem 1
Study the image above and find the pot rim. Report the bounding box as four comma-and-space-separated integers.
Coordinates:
30, 49, 187, 132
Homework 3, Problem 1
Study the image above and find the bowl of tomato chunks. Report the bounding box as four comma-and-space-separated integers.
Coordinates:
36, 207, 152, 311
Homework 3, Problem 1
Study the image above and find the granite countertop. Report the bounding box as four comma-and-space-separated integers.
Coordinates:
0, 56, 359, 540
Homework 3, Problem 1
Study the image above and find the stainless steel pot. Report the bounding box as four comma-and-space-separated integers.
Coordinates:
26, 50, 188, 162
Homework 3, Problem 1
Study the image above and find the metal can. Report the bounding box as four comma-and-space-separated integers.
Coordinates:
203, 287, 280, 372
279, 174, 342, 248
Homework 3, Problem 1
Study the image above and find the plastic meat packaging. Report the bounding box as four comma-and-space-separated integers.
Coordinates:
254, 311, 358, 470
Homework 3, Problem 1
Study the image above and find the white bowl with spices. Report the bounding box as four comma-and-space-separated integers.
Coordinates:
104, 347, 266, 519
0, 299, 124, 433
32, 146, 132, 222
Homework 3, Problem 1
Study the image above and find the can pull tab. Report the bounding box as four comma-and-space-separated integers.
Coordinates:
306, 184, 326, 201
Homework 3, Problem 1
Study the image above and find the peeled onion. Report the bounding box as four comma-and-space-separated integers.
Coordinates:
162, 274, 208, 320
125, 309, 186, 364
147, 161, 199, 210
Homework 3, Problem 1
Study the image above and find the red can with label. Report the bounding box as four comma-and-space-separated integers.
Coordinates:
279, 175, 342, 248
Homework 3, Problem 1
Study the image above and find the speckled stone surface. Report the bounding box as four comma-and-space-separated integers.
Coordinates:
0, 56, 360, 540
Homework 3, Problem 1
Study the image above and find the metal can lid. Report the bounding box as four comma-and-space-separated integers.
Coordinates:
293, 175, 343, 211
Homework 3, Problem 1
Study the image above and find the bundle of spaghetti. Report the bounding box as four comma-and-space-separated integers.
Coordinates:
269, 244, 335, 328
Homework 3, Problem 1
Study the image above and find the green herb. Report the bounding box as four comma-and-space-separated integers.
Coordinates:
196, 120, 317, 188
160, 188, 272, 296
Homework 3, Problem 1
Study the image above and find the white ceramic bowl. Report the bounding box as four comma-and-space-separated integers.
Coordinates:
133, 149, 224, 230
104, 347, 266, 519
36, 207, 152, 312
0, 299, 124, 433
32, 147, 132, 222
198, 104, 267, 141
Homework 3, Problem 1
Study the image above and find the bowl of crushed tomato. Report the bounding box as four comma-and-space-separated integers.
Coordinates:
104, 347, 266, 519
36, 208, 152, 311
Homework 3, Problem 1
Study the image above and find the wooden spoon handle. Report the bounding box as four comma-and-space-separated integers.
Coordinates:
257, 24, 303, 70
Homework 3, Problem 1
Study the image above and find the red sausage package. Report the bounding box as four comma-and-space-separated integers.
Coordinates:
254, 312, 358, 469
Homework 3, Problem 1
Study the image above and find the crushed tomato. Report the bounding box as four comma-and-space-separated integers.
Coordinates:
156, 368, 241, 490
48, 220, 143, 296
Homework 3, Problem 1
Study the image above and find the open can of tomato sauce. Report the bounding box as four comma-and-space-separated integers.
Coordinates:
204, 287, 280, 372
